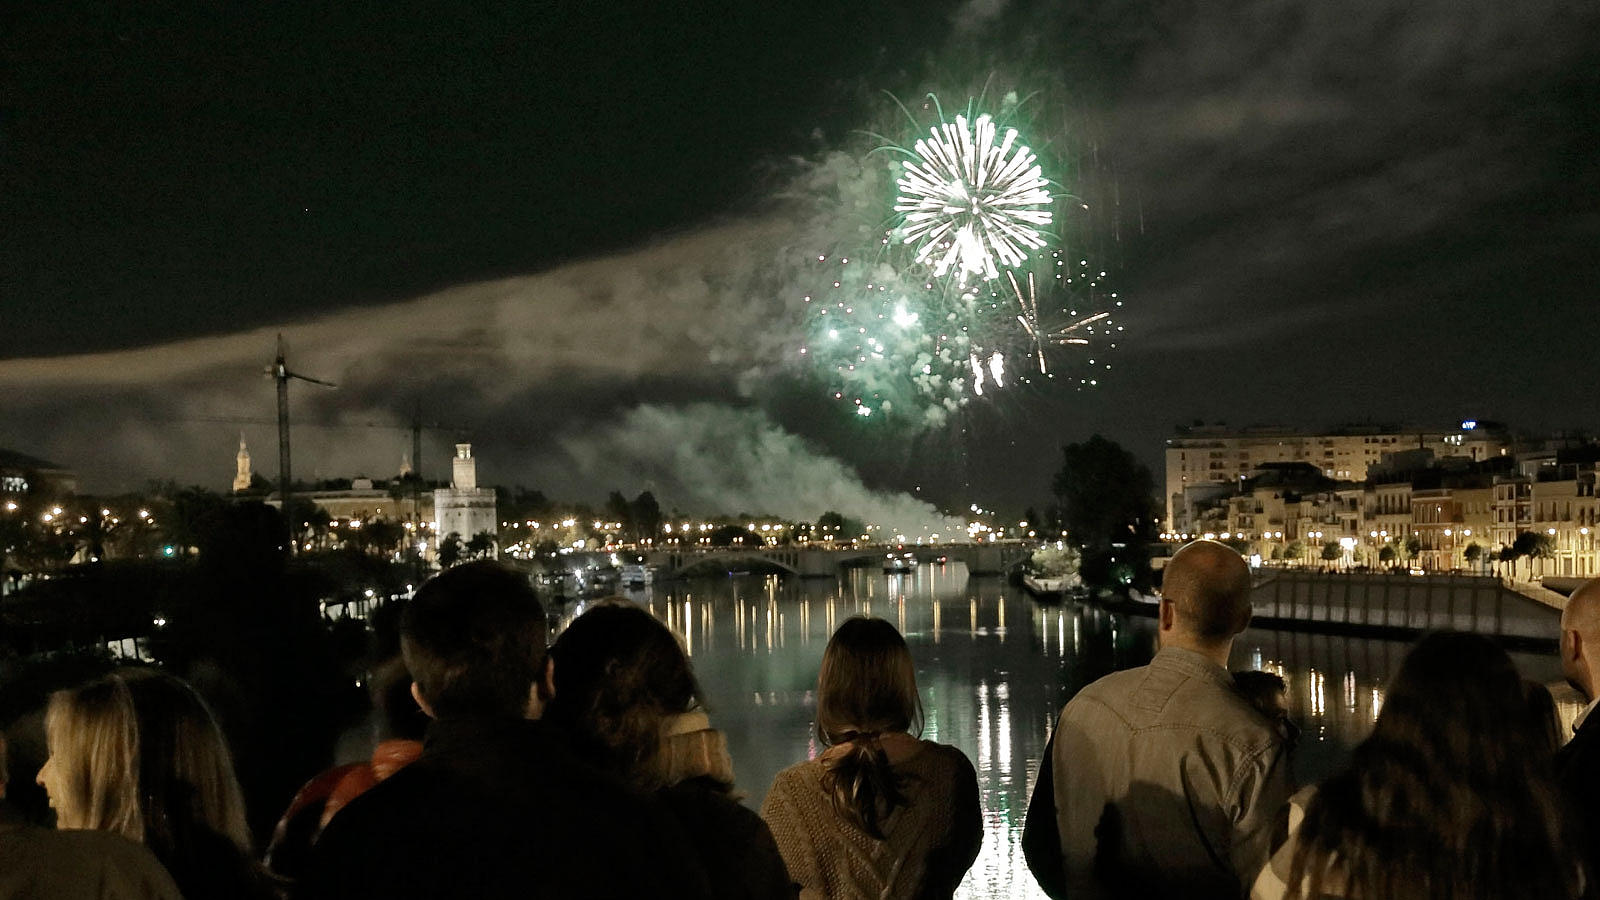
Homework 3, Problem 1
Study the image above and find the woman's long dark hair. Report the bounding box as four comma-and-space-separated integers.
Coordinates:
1287, 631, 1582, 899
544, 601, 704, 791
815, 617, 923, 840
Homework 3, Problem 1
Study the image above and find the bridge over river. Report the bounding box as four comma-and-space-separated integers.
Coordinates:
643, 542, 1032, 578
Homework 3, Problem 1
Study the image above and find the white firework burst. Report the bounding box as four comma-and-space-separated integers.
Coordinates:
894, 113, 1053, 284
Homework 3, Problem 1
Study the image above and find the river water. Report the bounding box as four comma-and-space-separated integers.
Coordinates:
568, 563, 1574, 899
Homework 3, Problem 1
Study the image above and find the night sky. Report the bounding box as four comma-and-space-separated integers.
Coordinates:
3, 0, 1597, 527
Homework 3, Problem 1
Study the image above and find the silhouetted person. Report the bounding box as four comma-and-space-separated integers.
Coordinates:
298, 562, 711, 900
1233, 670, 1300, 755
544, 601, 793, 899
1251, 632, 1582, 899
1024, 540, 1289, 899
761, 617, 981, 899
266, 656, 428, 880
1559, 576, 1600, 872
36, 669, 279, 900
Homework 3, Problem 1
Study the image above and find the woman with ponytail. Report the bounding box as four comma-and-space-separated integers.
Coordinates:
761, 617, 981, 899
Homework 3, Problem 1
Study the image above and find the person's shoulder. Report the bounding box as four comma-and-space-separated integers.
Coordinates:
0, 827, 184, 899
911, 740, 977, 776
1060, 663, 1153, 722
662, 779, 767, 834
764, 757, 825, 804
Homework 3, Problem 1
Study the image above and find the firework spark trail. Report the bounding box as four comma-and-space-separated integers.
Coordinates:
894, 113, 1053, 283
1006, 270, 1049, 373
1049, 311, 1110, 345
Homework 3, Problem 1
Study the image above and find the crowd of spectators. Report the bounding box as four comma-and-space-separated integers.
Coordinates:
1, 545, 1595, 899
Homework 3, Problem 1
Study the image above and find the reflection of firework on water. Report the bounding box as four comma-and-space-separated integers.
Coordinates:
891, 102, 1053, 285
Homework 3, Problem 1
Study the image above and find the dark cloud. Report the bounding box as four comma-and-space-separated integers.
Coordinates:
2, 0, 1594, 513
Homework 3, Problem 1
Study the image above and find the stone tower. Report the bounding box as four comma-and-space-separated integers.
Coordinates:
233, 433, 253, 493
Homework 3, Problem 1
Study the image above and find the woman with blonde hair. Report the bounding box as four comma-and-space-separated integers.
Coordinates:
37, 668, 278, 900
761, 617, 981, 899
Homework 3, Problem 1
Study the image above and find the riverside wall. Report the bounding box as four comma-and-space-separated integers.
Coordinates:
1248, 571, 1560, 643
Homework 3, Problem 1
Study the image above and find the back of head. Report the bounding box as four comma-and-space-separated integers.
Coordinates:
45, 669, 251, 866
1161, 540, 1252, 641
401, 562, 546, 720
545, 601, 702, 789
1290, 632, 1581, 899
815, 617, 921, 840
816, 617, 922, 742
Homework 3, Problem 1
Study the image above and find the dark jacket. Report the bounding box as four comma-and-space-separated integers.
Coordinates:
0, 825, 184, 900
1557, 711, 1600, 876
658, 776, 795, 899
1022, 733, 1066, 898
298, 717, 712, 900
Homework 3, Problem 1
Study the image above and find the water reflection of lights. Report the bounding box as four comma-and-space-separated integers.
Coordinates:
1371, 688, 1383, 721
996, 682, 1012, 779
1309, 669, 1326, 717
977, 680, 992, 775
1342, 672, 1356, 710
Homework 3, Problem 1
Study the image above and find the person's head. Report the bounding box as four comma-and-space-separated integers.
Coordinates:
544, 601, 706, 791
401, 561, 547, 720
37, 669, 250, 858
814, 618, 921, 840
1288, 632, 1581, 900
1232, 670, 1289, 721
816, 617, 922, 745
1560, 577, 1600, 701
1158, 540, 1252, 659
1234, 669, 1299, 752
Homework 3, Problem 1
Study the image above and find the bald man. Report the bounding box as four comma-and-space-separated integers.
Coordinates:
1558, 578, 1600, 866
1023, 541, 1290, 900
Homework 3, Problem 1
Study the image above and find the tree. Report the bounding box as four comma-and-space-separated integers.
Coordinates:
707, 524, 750, 547
466, 531, 496, 560
1499, 544, 1519, 578
1511, 532, 1542, 579
358, 520, 406, 558
1052, 436, 1158, 551
1379, 545, 1396, 568
438, 532, 464, 568
1528, 532, 1556, 576
1463, 542, 1483, 570
1404, 538, 1423, 561
604, 491, 634, 539
1321, 542, 1342, 566
1284, 541, 1304, 563
630, 491, 662, 544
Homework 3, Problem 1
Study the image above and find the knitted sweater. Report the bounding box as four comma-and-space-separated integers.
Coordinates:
759, 741, 981, 900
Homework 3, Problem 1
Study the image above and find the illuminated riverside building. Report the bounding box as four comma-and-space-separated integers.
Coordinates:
1164, 422, 1511, 531
0, 447, 77, 498
433, 443, 497, 548
1165, 431, 1600, 576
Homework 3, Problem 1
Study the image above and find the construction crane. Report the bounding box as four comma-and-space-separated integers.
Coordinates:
266, 334, 335, 510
